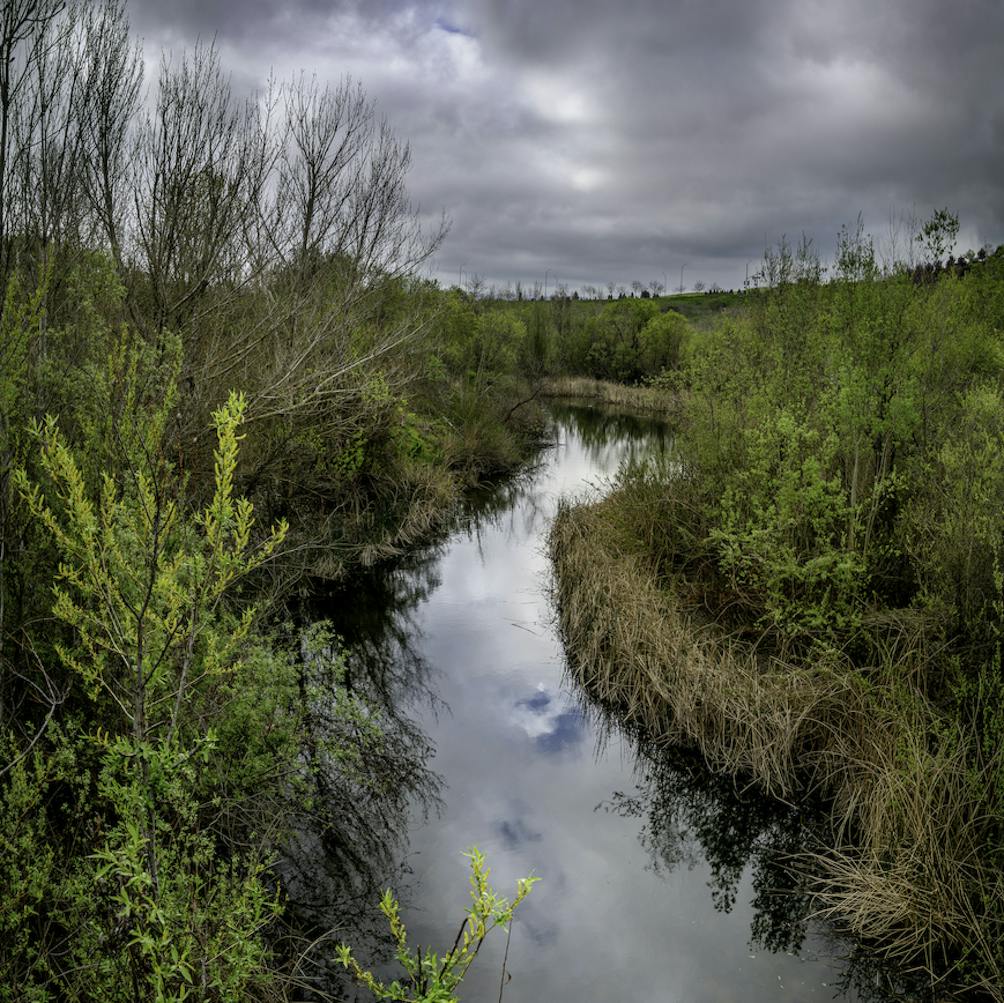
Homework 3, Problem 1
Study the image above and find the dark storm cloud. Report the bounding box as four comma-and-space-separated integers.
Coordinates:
125, 0, 1004, 290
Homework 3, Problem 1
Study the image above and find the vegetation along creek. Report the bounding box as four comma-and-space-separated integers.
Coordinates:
2, 2, 1004, 1000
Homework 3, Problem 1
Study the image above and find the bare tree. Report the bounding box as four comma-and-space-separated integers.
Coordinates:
886, 206, 919, 273
15, 3, 87, 260
275, 75, 372, 279
131, 42, 262, 334
76, 0, 142, 269
0, 0, 66, 298
464, 272, 485, 299
0, 4, 452, 515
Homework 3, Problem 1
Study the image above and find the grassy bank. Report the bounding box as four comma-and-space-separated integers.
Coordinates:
552, 494, 995, 996
541, 376, 680, 415
550, 232, 1004, 998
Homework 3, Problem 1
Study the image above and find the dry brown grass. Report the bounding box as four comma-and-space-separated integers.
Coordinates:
550, 493, 1003, 999
541, 377, 680, 416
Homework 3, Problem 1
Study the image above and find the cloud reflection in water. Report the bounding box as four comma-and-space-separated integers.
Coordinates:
512, 684, 586, 754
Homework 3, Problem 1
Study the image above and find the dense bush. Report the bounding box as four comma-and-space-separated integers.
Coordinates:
676, 237, 1004, 665
553, 228, 1004, 993
0, 3, 540, 999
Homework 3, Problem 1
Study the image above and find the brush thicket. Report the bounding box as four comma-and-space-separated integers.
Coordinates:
551, 493, 1003, 998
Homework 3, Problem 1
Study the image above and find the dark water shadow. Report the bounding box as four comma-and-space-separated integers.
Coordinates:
271, 547, 455, 995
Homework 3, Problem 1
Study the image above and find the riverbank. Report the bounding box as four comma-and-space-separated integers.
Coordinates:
294, 387, 547, 580
547, 249, 1004, 999
541, 376, 680, 415
550, 486, 1001, 1000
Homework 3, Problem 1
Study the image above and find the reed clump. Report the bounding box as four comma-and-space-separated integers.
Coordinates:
542, 376, 681, 415
551, 493, 1003, 998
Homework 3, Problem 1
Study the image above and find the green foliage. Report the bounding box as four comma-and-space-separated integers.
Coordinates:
430, 295, 529, 387
471, 309, 527, 383
658, 231, 1004, 660
710, 405, 866, 643
0, 269, 48, 423
0, 5, 546, 991
73, 737, 278, 1003
16, 389, 286, 731
0, 237, 544, 998
0, 735, 60, 998
637, 309, 691, 375
3, 370, 293, 1000
582, 298, 659, 382
904, 382, 1004, 640
917, 207, 960, 265
336, 848, 538, 1003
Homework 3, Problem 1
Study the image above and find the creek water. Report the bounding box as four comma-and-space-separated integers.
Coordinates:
322, 404, 916, 1003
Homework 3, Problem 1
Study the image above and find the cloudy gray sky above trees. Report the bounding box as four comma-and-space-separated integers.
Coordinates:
127, 0, 1004, 292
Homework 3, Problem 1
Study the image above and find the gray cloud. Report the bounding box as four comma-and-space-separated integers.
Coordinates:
126, 0, 1004, 291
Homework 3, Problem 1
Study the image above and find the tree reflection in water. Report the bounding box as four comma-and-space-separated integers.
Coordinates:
599, 736, 938, 1002
601, 743, 812, 952
274, 549, 449, 996
547, 402, 671, 472
277, 458, 560, 993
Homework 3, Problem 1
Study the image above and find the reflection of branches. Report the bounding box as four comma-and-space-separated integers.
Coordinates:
586, 700, 935, 1001
459, 460, 548, 554
277, 542, 447, 907
273, 621, 442, 998
279, 408, 670, 993
548, 402, 671, 471
311, 546, 446, 716
825, 940, 939, 1002
457, 402, 672, 549
275, 451, 570, 993
598, 741, 812, 945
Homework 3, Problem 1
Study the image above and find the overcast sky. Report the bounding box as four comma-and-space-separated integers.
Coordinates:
127, 0, 1004, 292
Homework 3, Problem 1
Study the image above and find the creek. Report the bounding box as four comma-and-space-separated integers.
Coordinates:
319, 403, 918, 1003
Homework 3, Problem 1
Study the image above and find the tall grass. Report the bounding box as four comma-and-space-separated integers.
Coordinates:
551, 493, 1000, 995
541, 376, 680, 415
